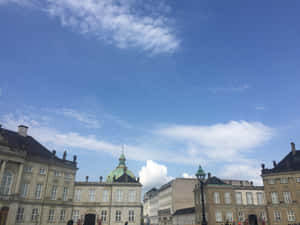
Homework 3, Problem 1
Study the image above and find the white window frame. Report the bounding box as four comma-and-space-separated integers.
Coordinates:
39, 168, 46, 175
129, 190, 136, 202
257, 192, 264, 205
103, 190, 109, 202
60, 209, 66, 222
280, 177, 288, 184
48, 209, 55, 222
63, 187, 69, 201
283, 191, 292, 204
116, 189, 123, 201
116, 210, 121, 222
16, 207, 24, 222
235, 192, 242, 205
226, 212, 233, 222
54, 170, 61, 177
274, 210, 281, 222
128, 210, 134, 222
75, 189, 81, 201
268, 179, 275, 185
24, 167, 32, 173
259, 211, 267, 222
287, 210, 296, 222
31, 208, 39, 222
215, 211, 222, 222
296, 177, 300, 183
271, 192, 279, 204
213, 192, 220, 204
50, 185, 57, 200
238, 211, 244, 222
224, 192, 231, 204
35, 184, 43, 200
0, 171, 13, 195
72, 210, 80, 222
246, 192, 253, 205
20, 183, 29, 198
101, 210, 107, 222
89, 189, 95, 201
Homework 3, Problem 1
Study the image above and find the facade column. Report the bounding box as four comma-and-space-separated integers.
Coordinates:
15, 163, 24, 195
0, 160, 7, 185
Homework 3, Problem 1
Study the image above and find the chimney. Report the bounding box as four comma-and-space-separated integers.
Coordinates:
100, 176, 103, 183
73, 155, 77, 163
291, 142, 296, 156
63, 151, 67, 160
85, 176, 89, 182
18, 125, 28, 137
261, 163, 265, 170
208, 172, 211, 179
52, 150, 56, 156
250, 181, 253, 186
273, 160, 277, 168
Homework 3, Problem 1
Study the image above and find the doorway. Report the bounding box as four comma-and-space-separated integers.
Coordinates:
0, 207, 9, 225
248, 214, 258, 225
84, 214, 96, 225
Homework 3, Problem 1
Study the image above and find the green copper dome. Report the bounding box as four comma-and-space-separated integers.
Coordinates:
106, 153, 136, 183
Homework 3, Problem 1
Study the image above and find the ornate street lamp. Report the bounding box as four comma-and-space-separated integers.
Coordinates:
195, 165, 208, 225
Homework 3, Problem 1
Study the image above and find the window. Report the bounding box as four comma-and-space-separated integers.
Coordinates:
129, 190, 136, 202
129, 210, 134, 222
271, 192, 279, 204
72, 210, 80, 222
246, 192, 253, 205
280, 178, 288, 184
0, 171, 13, 195
24, 167, 32, 173
213, 192, 220, 204
103, 190, 109, 202
226, 212, 233, 222
60, 209, 66, 222
20, 183, 29, 197
257, 192, 264, 205
235, 192, 242, 204
48, 209, 55, 222
89, 189, 95, 201
259, 211, 267, 222
296, 177, 300, 183
75, 189, 81, 201
116, 210, 121, 222
283, 191, 292, 203
50, 185, 57, 200
224, 192, 231, 204
215, 211, 222, 222
116, 189, 123, 201
238, 211, 244, 222
31, 208, 39, 222
63, 187, 69, 201
35, 184, 43, 200
268, 179, 275, 185
16, 207, 24, 222
273, 210, 281, 222
64, 172, 72, 179
54, 170, 61, 177
287, 210, 296, 222
39, 168, 46, 175
101, 210, 107, 222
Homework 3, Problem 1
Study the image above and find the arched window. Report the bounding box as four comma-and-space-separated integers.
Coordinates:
0, 171, 13, 195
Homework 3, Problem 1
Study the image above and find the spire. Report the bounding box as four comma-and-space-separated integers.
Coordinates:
118, 145, 126, 167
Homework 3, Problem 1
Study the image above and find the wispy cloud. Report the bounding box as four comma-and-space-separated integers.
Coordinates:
255, 106, 265, 111
1, 0, 179, 54
208, 84, 249, 94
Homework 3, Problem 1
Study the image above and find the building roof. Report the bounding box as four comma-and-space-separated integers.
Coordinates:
205, 176, 228, 185
262, 144, 300, 174
0, 126, 76, 168
106, 153, 137, 183
173, 207, 195, 216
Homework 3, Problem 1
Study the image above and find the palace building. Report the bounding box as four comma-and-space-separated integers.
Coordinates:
0, 125, 142, 225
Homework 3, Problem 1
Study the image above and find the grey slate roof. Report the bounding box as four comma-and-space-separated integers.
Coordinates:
0, 127, 76, 167
205, 176, 227, 185
173, 207, 195, 216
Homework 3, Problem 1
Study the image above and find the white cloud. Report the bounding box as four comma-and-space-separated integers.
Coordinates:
156, 121, 273, 160
255, 106, 265, 111
208, 84, 249, 94
139, 160, 173, 190
220, 163, 262, 185
50, 108, 100, 128
1, 0, 179, 54
182, 172, 195, 178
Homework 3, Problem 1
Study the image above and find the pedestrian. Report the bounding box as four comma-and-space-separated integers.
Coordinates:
67, 219, 74, 225
125, 221, 128, 225
225, 220, 229, 225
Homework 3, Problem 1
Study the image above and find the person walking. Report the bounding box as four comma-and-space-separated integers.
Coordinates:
67, 219, 74, 225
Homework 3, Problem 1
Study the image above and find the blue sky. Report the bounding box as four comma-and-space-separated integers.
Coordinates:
1, 0, 300, 189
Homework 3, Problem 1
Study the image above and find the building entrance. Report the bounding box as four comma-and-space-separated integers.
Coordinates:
248, 214, 258, 225
84, 214, 96, 225
0, 207, 9, 225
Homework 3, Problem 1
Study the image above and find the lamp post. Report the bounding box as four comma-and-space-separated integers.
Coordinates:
195, 165, 207, 225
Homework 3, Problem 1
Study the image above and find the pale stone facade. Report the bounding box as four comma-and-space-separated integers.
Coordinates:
0, 125, 142, 225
